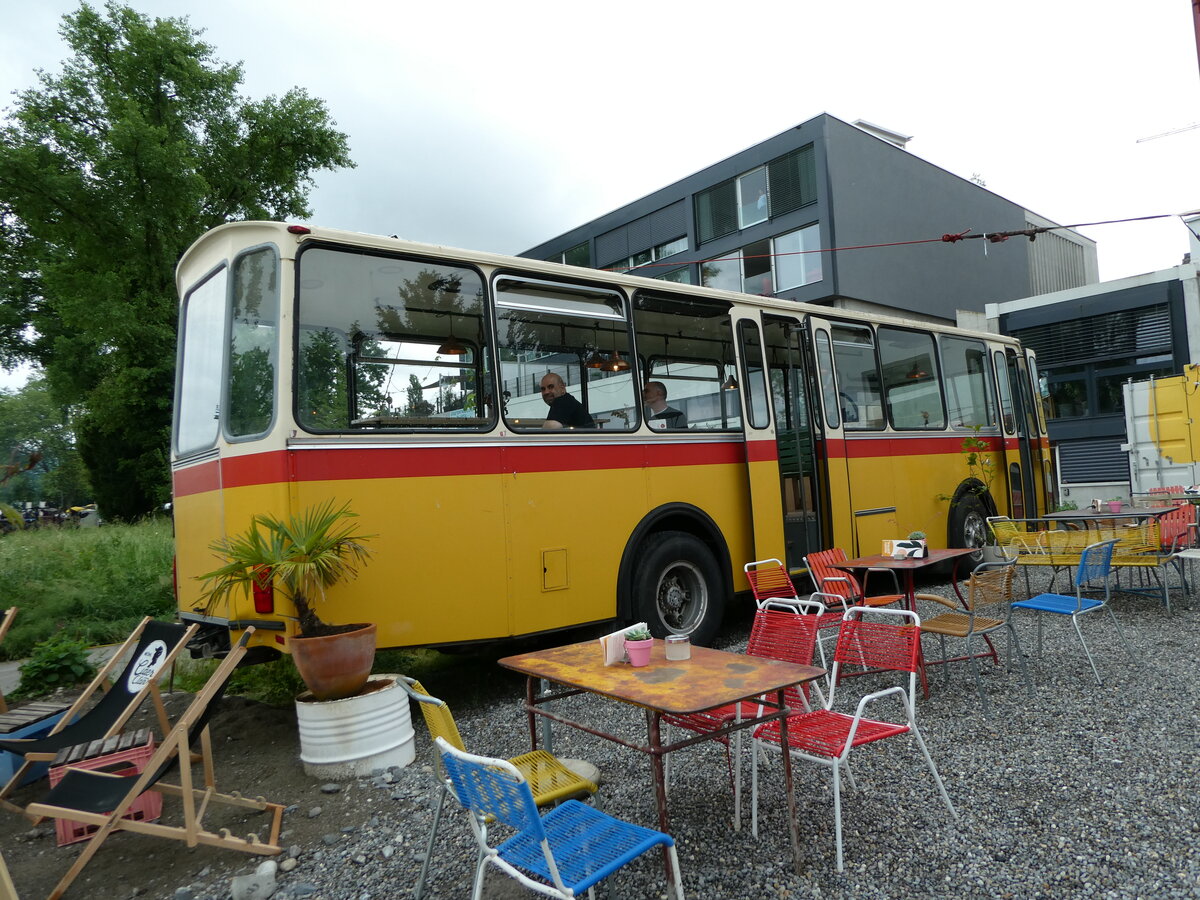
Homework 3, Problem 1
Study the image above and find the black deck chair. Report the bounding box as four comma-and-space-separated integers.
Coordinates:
26, 628, 284, 900
0, 617, 198, 814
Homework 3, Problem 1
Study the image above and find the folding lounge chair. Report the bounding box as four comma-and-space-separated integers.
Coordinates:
0, 608, 17, 714
26, 628, 284, 900
0, 617, 198, 814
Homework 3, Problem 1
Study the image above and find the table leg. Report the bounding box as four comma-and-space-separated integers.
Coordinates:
778, 689, 803, 874
524, 677, 539, 750
905, 573, 930, 699
646, 709, 675, 880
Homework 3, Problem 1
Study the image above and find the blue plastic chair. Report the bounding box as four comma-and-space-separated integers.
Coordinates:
434, 737, 685, 900
1011, 538, 1138, 685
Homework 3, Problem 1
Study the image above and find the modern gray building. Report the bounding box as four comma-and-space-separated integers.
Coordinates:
522, 113, 1097, 326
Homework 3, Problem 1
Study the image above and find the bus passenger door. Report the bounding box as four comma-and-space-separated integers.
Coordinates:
805, 317, 862, 556
997, 348, 1044, 518
763, 314, 824, 570
733, 314, 787, 563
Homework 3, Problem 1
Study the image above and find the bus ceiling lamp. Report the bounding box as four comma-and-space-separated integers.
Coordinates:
437, 316, 467, 356
585, 324, 605, 368
722, 368, 739, 391
603, 348, 631, 372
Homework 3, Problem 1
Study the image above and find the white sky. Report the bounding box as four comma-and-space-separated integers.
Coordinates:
1, 0, 1198, 391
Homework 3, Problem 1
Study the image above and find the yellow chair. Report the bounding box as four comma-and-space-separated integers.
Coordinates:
399, 677, 598, 900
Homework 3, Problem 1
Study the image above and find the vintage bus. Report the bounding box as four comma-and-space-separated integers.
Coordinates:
171, 221, 1050, 661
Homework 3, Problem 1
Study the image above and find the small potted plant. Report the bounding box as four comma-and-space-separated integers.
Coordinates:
1106, 497, 1123, 514
623, 624, 654, 667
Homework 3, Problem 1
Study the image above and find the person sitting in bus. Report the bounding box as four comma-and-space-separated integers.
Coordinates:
642, 381, 687, 429
539, 372, 595, 429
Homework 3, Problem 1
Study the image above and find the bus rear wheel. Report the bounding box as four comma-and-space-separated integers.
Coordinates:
632, 531, 724, 645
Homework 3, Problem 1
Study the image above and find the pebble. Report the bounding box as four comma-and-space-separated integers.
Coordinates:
171, 569, 1200, 900
320, 783, 341, 794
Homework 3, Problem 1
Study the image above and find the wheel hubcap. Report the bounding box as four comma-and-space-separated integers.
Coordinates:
658, 561, 708, 632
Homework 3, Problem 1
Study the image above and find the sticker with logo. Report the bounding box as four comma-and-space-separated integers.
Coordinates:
126, 640, 168, 693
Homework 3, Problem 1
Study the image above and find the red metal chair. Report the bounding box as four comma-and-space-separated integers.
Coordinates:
744, 558, 843, 673
804, 548, 905, 610
750, 607, 958, 871
663, 606, 820, 830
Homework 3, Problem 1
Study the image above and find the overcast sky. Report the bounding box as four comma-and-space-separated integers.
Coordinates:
2, 1, 1198, 307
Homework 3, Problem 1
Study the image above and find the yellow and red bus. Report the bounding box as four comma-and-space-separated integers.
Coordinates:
172, 221, 1050, 660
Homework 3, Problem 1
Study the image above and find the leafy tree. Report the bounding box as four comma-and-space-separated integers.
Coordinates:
0, 2, 353, 519
404, 374, 435, 417
0, 377, 91, 508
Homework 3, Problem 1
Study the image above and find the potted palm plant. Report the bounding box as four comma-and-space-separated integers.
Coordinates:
198, 500, 376, 701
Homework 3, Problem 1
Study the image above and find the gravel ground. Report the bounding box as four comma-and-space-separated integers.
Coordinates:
19, 565, 1200, 900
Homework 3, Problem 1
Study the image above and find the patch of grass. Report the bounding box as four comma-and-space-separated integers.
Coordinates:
0, 518, 175, 659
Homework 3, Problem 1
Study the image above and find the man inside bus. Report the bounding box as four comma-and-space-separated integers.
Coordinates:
539, 372, 595, 429
642, 381, 687, 429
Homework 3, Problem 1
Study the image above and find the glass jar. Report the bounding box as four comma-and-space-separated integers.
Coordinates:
664, 634, 691, 660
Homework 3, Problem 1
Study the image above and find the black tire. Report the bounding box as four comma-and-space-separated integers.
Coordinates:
631, 531, 724, 645
948, 492, 989, 570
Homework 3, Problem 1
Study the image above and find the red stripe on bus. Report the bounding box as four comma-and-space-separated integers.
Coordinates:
173, 460, 220, 496
173, 442, 750, 496
746, 441, 779, 463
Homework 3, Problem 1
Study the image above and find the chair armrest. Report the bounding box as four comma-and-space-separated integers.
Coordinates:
837, 686, 911, 752
915, 593, 959, 610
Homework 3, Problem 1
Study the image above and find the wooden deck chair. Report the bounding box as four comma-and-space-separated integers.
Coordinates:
0, 618, 198, 815
0, 849, 17, 900
25, 628, 283, 900
0, 608, 17, 714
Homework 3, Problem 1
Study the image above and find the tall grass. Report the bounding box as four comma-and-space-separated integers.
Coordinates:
0, 519, 175, 659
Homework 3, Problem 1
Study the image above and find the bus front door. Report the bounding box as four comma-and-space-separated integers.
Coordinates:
763, 315, 824, 570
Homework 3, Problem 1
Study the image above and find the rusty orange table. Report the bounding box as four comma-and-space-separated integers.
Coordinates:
499, 639, 825, 875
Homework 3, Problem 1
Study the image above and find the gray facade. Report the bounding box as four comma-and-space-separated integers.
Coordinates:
522, 114, 1096, 325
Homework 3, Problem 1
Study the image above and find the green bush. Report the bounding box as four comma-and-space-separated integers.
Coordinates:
13, 632, 97, 699
0, 518, 175, 659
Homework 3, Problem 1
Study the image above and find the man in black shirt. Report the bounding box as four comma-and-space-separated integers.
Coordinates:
642, 381, 687, 429
540, 373, 594, 429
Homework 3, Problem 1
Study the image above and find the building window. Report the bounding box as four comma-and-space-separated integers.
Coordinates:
693, 144, 817, 246
737, 167, 769, 228
701, 239, 772, 295
767, 145, 817, 216
773, 224, 822, 289
653, 267, 693, 284
607, 236, 689, 275
549, 241, 589, 267
695, 180, 738, 244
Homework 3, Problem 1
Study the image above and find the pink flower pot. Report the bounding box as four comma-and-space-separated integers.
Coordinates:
625, 638, 654, 667
1107, 501, 1123, 514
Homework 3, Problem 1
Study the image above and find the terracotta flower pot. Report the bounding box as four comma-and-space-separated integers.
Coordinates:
625, 638, 654, 667
290, 623, 377, 701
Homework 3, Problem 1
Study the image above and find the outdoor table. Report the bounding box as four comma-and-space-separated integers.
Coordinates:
498, 639, 825, 876
831, 547, 978, 697
1039, 504, 1183, 528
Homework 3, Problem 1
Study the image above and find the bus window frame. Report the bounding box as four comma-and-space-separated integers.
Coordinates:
293, 243, 493, 434
938, 333, 997, 431
175, 260, 230, 459
491, 272, 638, 434
828, 320, 884, 431
876, 324, 946, 431
223, 243, 281, 445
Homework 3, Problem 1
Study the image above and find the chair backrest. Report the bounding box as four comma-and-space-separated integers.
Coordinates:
746, 606, 822, 708
398, 677, 467, 752
1158, 505, 1191, 549
1075, 539, 1118, 590
965, 560, 1016, 613
744, 559, 801, 606
434, 736, 545, 839
987, 516, 1019, 546
804, 548, 859, 603
830, 608, 922, 706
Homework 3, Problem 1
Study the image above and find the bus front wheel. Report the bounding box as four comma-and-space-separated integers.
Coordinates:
632, 531, 723, 645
